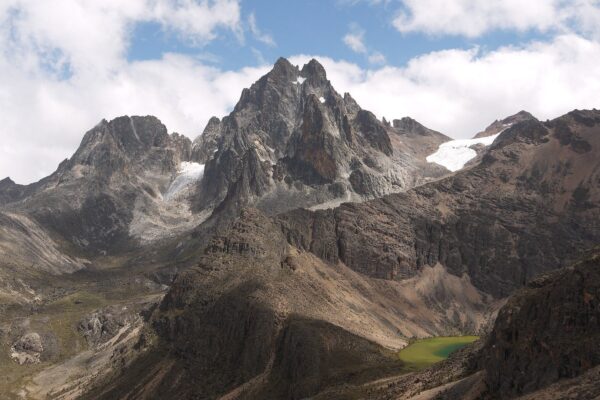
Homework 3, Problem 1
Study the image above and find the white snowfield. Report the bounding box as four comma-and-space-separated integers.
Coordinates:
426, 131, 503, 172
319, 96, 326, 103
294, 77, 306, 85
164, 162, 205, 200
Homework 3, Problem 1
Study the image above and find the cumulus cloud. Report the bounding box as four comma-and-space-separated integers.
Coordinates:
1, 0, 242, 74
291, 34, 600, 141
0, 0, 263, 184
343, 29, 367, 53
393, 0, 600, 38
368, 51, 386, 65
343, 25, 386, 65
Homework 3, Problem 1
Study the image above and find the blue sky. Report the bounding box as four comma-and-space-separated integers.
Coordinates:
128, 1, 551, 70
1, 0, 600, 183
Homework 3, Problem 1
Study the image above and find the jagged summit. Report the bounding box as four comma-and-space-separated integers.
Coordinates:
190, 57, 449, 215
0, 177, 17, 190
300, 58, 328, 85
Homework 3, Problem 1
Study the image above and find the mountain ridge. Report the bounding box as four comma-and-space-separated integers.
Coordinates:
0, 57, 599, 400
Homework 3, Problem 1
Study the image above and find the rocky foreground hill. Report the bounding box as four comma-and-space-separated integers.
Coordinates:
0, 58, 599, 399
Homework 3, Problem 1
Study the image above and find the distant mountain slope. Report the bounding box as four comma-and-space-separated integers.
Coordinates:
279, 109, 600, 297
473, 110, 536, 138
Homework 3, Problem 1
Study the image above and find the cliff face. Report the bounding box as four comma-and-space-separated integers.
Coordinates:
482, 250, 600, 398
279, 110, 600, 296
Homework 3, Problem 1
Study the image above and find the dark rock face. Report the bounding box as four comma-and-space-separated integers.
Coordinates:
279, 112, 600, 296
67, 116, 191, 178
482, 251, 600, 398
0, 177, 26, 204
192, 57, 449, 215
392, 116, 444, 139
191, 116, 222, 162
85, 208, 410, 400
255, 318, 403, 400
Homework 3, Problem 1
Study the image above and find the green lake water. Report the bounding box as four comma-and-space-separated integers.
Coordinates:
398, 336, 479, 371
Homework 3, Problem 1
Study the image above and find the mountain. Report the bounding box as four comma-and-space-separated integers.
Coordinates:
1, 116, 196, 253
0, 59, 450, 307
280, 110, 600, 296
0, 59, 448, 256
0, 58, 599, 399
190, 58, 450, 215
80, 108, 600, 399
473, 110, 536, 138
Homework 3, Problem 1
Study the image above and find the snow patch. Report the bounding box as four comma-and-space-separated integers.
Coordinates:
129, 116, 141, 142
319, 96, 326, 103
164, 162, 204, 200
426, 132, 502, 172
294, 76, 306, 85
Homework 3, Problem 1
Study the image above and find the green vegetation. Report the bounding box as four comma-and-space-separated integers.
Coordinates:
398, 336, 479, 370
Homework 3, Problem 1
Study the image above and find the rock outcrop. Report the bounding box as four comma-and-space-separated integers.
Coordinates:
482, 250, 600, 398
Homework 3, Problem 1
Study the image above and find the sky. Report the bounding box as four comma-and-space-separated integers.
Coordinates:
1, 0, 600, 184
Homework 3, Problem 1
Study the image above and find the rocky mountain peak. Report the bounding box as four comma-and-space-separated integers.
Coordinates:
0, 177, 24, 205
272, 56, 296, 73
74, 116, 168, 159
391, 116, 444, 138
0, 177, 15, 187
192, 116, 222, 163
474, 110, 537, 138
66, 115, 191, 176
300, 58, 328, 86
190, 57, 451, 215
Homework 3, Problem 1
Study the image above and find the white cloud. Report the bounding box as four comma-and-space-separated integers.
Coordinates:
0, 0, 262, 184
248, 12, 275, 46
1, 0, 242, 74
343, 25, 386, 65
393, 0, 600, 38
368, 51, 386, 65
291, 34, 600, 140
343, 30, 367, 53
